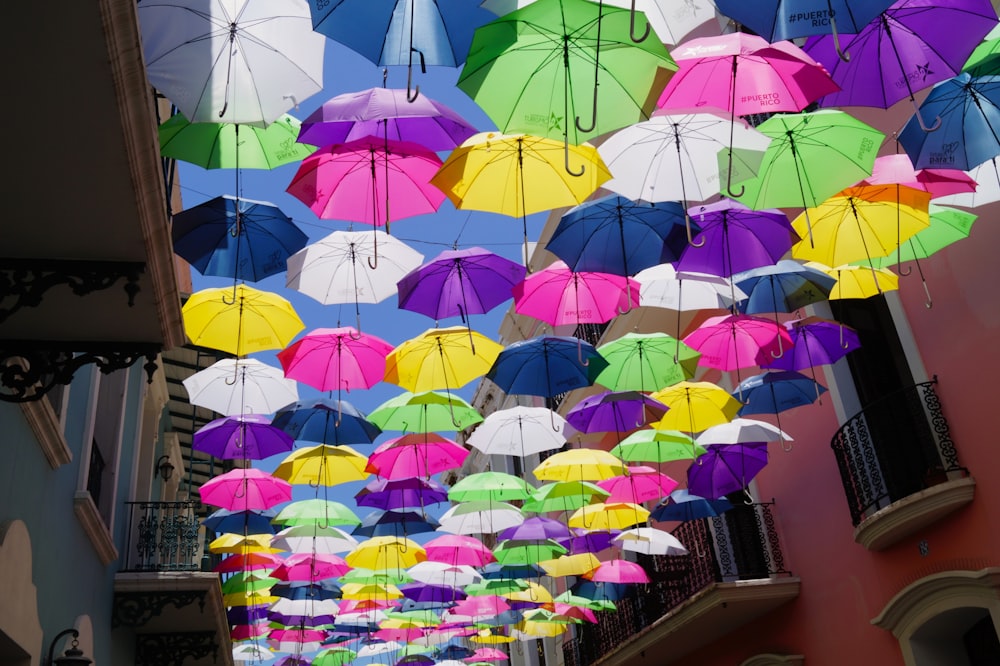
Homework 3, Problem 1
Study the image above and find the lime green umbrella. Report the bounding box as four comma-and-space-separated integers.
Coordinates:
465, 578, 530, 597
610, 429, 706, 463
271, 499, 360, 528
159, 112, 316, 169
220, 571, 277, 595
448, 471, 533, 503
313, 646, 357, 666
493, 539, 567, 566
368, 390, 484, 432
459, 0, 676, 149
337, 567, 413, 586
521, 480, 609, 514
555, 590, 616, 612
593, 332, 701, 393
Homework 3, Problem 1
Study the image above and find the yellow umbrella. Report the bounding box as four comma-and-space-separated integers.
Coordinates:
272, 444, 369, 486
503, 581, 554, 605
430, 131, 611, 265
515, 612, 573, 638
790, 185, 931, 266
223, 591, 278, 607
384, 326, 504, 393
538, 553, 601, 578
208, 532, 279, 554
568, 502, 650, 531
651, 381, 742, 433
182, 284, 305, 356
340, 582, 404, 600
345, 536, 427, 570
472, 630, 515, 645
532, 448, 627, 482
809, 262, 900, 300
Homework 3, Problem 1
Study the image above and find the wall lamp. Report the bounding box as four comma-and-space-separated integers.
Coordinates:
156, 454, 175, 482
47, 628, 92, 666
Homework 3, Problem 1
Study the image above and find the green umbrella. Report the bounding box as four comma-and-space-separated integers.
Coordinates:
337, 567, 413, 586
521, 480, 609, 514
220, 571, 277, 595
458, 0, 676, 170
593, 332, 701, 393
448, 471, 533, 503
493, 538, 567, 566
554, 590, 616, 612
313, 647, 357, 666
159, 112, 316, 169
465, 578, 530, 597
368, 390, 484, 433
610, 429, 706, 463
271, 499, 360, 528
383, 609, 441, 625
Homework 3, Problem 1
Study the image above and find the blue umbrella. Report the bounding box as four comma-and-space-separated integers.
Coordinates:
480, 561, 544, 580
736, 370, 828, 416
571, 579, 629, 602
486, 336, 608, 399
171, 195, 307, 282
202, 507, 276, 535
271, 580, 342, 600
650, 489, 733, 522
899, 72, 1000, 171
352, 509, 441, 538
545, 195, 690, 277
733, 260, 837, 315
436, 642, 475, 660
399, 582, 467, 604
271, 398, 382, 446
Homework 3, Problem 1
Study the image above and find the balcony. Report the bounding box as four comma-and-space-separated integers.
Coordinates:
830, 378, 975, 551
113, 501, 233, 666
562, 502, 800, 666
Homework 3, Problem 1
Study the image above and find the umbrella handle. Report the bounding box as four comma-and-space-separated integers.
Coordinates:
829, 8, 851, 63
629, 0, 650, 43
577, 337, 590, 367
839, 323, 850, 349
685, 212, 705, 248
368, 232, 380, 270
350, 315, 364, 341
922, 277, 933, 309
575, 89, 598, 134
742, 488, 754, 506
221, 282, 238, 305
564, 142, 585, 177
616, 281, 634, 315
911, 97, 941, 132
550, 409, 562, 432
770, 329, 785, 359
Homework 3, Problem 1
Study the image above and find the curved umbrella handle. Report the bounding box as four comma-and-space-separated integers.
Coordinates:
922, 277, 933, 309
368, 230, 379, 270
575, 89, 598, 134
685, 211, 705, 248
564, 141, 585, 177
911, 96, 941, 132
577, 337, 590, 367
830, 8, 851, 62
350, 313, 364, 341
770, 329, 785, 359
550, 409, 562, 432
629, 0, 650, 43
616, 279, 634, 315
221, 281, 238, 305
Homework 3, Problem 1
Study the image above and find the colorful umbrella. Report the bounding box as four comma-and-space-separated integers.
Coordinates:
209, 532, 276, 554
697, 418, 792, 445
568, 502, 650, 531
159, 112, 316, 170
193, 414, 294, 460
272, 499, 361, 528
385, 326, 504, 393
277, 327, 394, 393
732, 259, 837, 315
366, 434, 469, 479
763, 316, 861, 373
614, 527, 688, 556
815, 262, 901, 299
634, 263, 747, 312
182, 284, 305, 357
513, 261, 638, 328
736, 370, 828, 421
438, 502, 525, 535
271, 525, 359, 555
593, 332, 701, 393
650, 489, 734, 522
650, 381, 743, 433
585, 559, 650, 584
935, 158, 1000, 207
713, 0, 894, 46
199, 468, 293, 511
485, 336, 608, 398
273, 444, 370, 486
538, 553, 601, 578
183, 358, 299, 416
565, 390, 670, 435
355, 477, 450, 511
860, 154, 978, 199
448, 472, 533, 503
466, 406, 567, 458
521, 481, 610, 514
533, 448, 627, 483
354, 509, 441, 539
271, 398, 383, 446
172, 195, 307, 283
683, 314, 793, 372
368, 391, 484, 433
597, 466, 679, 504
493, 538, 568, 567
423, 534, 496, 568
346, 536, 427, 571
687, 442, 770, 498
610, 429, 706, 463
203, 508, 277, 535
271, 553, 351, 582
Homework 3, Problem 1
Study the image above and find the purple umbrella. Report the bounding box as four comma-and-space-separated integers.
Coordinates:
804, 0, 998, 129
557, 528, 621, 555
677, 200, 799, 278
297, 87, 478, 151
565, 390, 669, 434
400, 582, 468, 604
762, 316, 861, 372
397, 247, 526, 323
354, 476, 450, 511
498, 516, 573, 542
687, 442, 769, 499
192, 414, 294, 460
227, 605, 270, 625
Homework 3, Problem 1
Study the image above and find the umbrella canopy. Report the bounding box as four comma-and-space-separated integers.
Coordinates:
593, 332, 701, 393
651, 381, 743, 433
597, 466, 679, 504
271, 553, 351, 582
513, 261, 638, 327
172, 195, 307, 282
273, 499, 361, 528
199, 468, 293, 511
565, 390, 670, 435
614, 527, 688, 556
493, 539, 567, 567
385, 327, 504, 393
203, 508, 277, 535
568, 502, 650, 531
736, 371, 828, 416
687, 442, 770, 498
538, 553, 601, 578
354, 510, 441, 539
650, 489, 734, 522
138, 0, 325, 124
368, 391, 484, 433
683, 314, 793, 372
860, 154, 978, 199
762, 316, 861, 372
158, 112, 315, 170
870, 204, 977, 268
466, 406, 567, 458
356, 477, 450, 512
610, 429, 705, 463
271, 398, 383, 446
521, 481, 610, 514
448, 472, 533, 503
584, 559, 650, 584
634, 263, 746, 312
533, 448, 628, 483
423, 534, 496, 567
193, 414, 294, 460
714, 0, 893, 43
486, 336, 608, 398
183, 358, 299, 416
366, 434, 469, 479
273, 444, 370, 486
814, 263, 901, 299
438, 502, 525, 535
697, 418, 792, 445
271, 525, 359, 555
733, 260, 837, 314
346, 536, 428, 571
277, 327, 394, 393
182, 284, 305, 357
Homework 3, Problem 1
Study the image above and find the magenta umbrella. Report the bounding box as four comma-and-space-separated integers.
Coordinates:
860, 154, 978, 199
684, 314, 793, 373
424, 534, 496, 567
365, 433, 469, 479
271, 553, 351, 582
199, 468, 292, 511
513, 260, 638, 329
584, 559, 650, 584
277, 326, 393, 393
467, 647, 509, 662
597, 466, 679, 504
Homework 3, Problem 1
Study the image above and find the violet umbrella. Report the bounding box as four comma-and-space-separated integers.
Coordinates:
687, 442, 770, 501
565, 390, 669, 435
277, 326, 394, 393
355, 477, 450, 511
557, 529, 620, 556
498, 516, 574, 543
199, 468, 293, 511
193, 414, 295, 460
762, 316, 861, 375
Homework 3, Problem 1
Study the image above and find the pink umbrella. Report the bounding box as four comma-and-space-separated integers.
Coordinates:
513, 260, 639, 328
212, 552, 282, 574
424, 534, 496, 567
270, 553, 350, 582
859, 154, 977, 199
199, 468, 292, 511
465, 647, 510, 662
365, 433, 469, 479
446, 595, 512, 621
583, 559, 650, 584
683, 314, 793, 373
552, 603, 598, 624
277, 326, 394, 392
597, 466, 679, 504
375, 627, 425, 643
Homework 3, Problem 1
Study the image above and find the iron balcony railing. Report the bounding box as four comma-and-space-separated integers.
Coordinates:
830, 377, 965, 527
121, 501, 204, 572
562, 501, 791, 666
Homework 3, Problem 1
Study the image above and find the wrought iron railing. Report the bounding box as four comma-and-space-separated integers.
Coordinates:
830, 377, 965, 526
121, 501, 203, 572
562, 501, 790, 666
573, 322, 609, 347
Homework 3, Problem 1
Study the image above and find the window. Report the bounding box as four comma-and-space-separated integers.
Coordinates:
84, 366, 130, 526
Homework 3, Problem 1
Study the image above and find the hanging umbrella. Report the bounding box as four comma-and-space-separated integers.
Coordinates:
346, 536, 428, 571
521, 481, 610, 514
538, 553, 601, 578
368, 391, 484, 433
182, 284, 305, 357
366, 434, 469, 479
813, 262, 901, 299
459, 0, 676, 148
546, 195, 689, 276
597, 466, 679, 504
533, 448, 628, 483
271, 525, 359, 554
438, 502, 525, 535
485, 336, 608, 399
208, 532, 275, 554
408, 562, 483, 588
448, 472, 533, 503
650, 488, 734, 522
613, 527, 688, 556
314, 648, 358, 666
354, 510, 441, 539
172, 195, 307, 282
199, 468, 293, 511
138, 0, 325, 124
762, 316, 861, 373
159, 113, 315, 169
736, 370, 828, 417
273, 444, 370, 486
678, 200, 799, 277
183, 358, 299, 416
697, 418, 792, 445
271, 553, 351, 582
569, 502, 650, 531
355, 477, 450, 511
601, 0, 721, 45
384, 326, 504, 393
397, 247, 526, 323
298, 87, 479, 151
635, 263, 747, 312
860, 154, 978, 199
513, 261, 638, 330
565, 390, 670, 435
493, 539, 568, 567
271, 398, 383, 446
610, 429, 706, 463
935, 158, 1000, 207
683, 314, 793, 372
732, 259, 837, 315
232, 643, 276, 662
593, 332, 701, 393
277, 326, 394, 393
650, 381, 743, 433
273, 499, 361, 529
687, 442, 770, 499
466, 406, 567, 458
804, 0, 998, 129
193, 414, 294, 460
423, 534, 496, 567
557, 528, 620, 556
203, 508, 277, 535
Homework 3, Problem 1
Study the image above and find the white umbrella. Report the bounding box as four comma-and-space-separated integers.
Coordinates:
407, 561, 483, 587
269, 596, 340, 618
466, 406, 567, 457
696, 417, 792, 445
605, 0, 720, 45
270, 525, 359, 554
232, 643, 274, 661
138, 0, 325, 124
355, 639, 399, 657
438, 501, 524, 535
182, 358, 298, 416
635, 263, 746, 311
614, 527, 688, 556
935, 158, 1000, 208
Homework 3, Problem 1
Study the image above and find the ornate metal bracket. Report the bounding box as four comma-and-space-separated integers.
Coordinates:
135, 631, 219, 666
113, 590, 207, 628
0, 258, 146, 324
0, 342, 160, 403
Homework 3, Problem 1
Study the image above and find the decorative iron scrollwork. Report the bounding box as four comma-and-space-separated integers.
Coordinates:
135, 631, 218, 666
0, 343, 160, 402
112, 591, 207, 628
